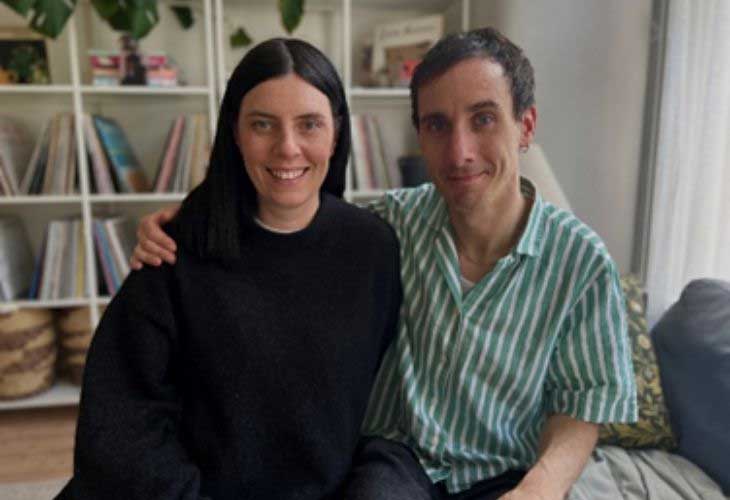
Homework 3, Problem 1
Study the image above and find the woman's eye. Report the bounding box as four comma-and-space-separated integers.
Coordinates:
251, 120, 272, 131
300, 119, 323, 132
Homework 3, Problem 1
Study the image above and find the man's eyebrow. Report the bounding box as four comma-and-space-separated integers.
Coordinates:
418, 111, 447, 124
467, 100, 500, 113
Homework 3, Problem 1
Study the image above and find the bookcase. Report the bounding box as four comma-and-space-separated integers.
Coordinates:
0, 0, 472, 410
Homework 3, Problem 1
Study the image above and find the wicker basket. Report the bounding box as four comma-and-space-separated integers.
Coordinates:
0, 309, 57, 400
56, 307, 97, 385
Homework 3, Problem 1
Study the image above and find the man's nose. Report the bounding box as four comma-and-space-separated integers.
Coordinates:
446, 125, 476, 166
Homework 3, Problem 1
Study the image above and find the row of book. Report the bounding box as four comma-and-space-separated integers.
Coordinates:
350, 114, 401, 190
28, 215, 135, 300
0, 113, 210, 196
80, 112, 209, 194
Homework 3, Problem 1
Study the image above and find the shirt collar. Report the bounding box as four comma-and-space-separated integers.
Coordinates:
514, 177, 546, 258
427, 177, 547, 258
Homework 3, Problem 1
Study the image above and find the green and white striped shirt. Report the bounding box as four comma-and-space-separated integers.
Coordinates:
363, 180, 637, 493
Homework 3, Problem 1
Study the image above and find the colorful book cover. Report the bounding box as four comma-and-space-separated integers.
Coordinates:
93, 116, 150, 193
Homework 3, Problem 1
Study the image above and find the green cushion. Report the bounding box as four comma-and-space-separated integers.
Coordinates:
597, 274, 676, 450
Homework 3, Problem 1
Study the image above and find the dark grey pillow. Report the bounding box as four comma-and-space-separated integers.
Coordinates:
651, 278, 730, 493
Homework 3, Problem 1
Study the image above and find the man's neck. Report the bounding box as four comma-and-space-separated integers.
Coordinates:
449, 183, 532, 282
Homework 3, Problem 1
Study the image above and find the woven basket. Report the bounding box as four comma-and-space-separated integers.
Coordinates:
0, 309, 56, 400
56, 306, 97, 385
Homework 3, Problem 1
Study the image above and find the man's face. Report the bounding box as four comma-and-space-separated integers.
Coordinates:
416, 57, 536, 213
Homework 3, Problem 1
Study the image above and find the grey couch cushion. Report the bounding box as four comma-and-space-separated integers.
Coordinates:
651, 278, 730, 494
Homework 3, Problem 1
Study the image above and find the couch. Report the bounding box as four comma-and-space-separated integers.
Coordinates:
568, 276, 730, 499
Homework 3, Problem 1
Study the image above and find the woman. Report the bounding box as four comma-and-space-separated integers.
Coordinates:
58, 38, 402, 500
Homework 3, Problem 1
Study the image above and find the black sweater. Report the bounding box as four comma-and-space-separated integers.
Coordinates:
58, 195, 402, 500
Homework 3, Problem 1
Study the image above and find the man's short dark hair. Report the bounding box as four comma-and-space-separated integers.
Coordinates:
410, 27, 536, 127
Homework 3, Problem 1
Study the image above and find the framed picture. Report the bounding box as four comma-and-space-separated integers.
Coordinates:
0, 27, 51, 84
371, 14, 443, 87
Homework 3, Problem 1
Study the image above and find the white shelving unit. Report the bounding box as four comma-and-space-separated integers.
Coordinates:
0, 0, 472, 411
0, 0, 218, 411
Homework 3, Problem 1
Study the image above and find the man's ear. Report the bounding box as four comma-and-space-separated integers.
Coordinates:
519, 106, 537, 149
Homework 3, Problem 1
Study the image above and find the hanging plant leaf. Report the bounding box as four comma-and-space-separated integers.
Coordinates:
91, 0, 159, 39
230, 27, 252, 48
1, 0, 36, 16
170, 6, 194, 30
1, 0, 77, 39
279, 0, 304, 33
90, 0, 117, 19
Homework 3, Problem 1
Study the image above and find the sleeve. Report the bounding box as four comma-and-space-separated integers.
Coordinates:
59, 266, 207, 500
543, 264, 638, 424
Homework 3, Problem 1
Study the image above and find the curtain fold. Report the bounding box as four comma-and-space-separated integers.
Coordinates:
646, 0, 730, 323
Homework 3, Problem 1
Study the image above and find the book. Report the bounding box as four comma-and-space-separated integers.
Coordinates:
188, 114, 209, 189
154, 116, 185, 192
0, 116, 32, 195
174, 116, 195, 192
0, 216, 34, 300
20, 121, 49, 194
83, 113, 115, 193
93, 116, 150, 192
92, 220, 116, 295
41, 114, 60, 194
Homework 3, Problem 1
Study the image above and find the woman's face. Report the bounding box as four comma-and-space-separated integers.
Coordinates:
236, 73, 336, 224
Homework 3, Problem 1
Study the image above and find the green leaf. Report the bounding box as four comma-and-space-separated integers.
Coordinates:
170, 6, 193, 30
1, 0, 36, 16
230, 27, 252, 48
90, 0, 118, 18
91, 0, 158, 39
127, 1, 159, 39
279, 0, 304, 33
28, 0, 77, 39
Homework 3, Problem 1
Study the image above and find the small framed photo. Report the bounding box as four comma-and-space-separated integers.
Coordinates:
0, 27, 51, 84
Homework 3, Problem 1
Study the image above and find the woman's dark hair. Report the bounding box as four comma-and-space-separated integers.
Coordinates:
175, 38, 351, 260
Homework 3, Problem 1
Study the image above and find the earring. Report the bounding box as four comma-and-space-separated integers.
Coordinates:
519, 145, 529, 153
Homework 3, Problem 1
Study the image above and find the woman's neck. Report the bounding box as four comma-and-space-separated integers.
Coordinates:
256, 197, 320, 232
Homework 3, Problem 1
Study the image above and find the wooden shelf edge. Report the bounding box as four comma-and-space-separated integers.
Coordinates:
0, 382, 80, 412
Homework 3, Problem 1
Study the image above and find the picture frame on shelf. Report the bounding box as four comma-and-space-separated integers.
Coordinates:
370, 14, 443, 88
0, 27, 51, 85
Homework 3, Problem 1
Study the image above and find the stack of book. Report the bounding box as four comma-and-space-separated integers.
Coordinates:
29, 217, 87, 300
92, 215, 136, 296
350, 114, 400, 190
20, 113, 79, 195
0, 116, 32, 196
83, 113, 150, 193
153, 114, 209, 193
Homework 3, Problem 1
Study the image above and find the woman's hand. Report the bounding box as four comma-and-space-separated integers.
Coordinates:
130, 205, 180, 270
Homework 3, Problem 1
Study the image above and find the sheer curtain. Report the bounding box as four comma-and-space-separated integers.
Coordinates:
646, 0, 730, 323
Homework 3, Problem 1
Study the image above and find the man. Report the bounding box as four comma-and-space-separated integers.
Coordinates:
132, 28, 636, 500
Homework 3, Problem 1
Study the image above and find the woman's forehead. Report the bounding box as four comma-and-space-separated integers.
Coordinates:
240, 74, 332, 117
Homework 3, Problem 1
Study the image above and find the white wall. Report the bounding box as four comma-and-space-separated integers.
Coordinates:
471, 0, 652, 272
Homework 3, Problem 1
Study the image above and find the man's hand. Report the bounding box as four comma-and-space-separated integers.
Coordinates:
130, 205, 181, 270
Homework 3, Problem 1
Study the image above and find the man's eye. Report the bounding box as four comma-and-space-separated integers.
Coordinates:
473, 113, 494, 127
425, 118, 447, 133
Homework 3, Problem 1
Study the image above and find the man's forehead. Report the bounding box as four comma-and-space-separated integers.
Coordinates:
417, 57, 511, 113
